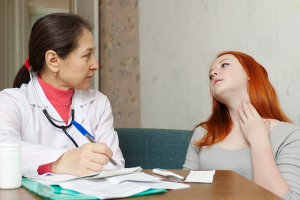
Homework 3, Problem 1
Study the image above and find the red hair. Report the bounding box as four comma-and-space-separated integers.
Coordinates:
193, 51, 292, 147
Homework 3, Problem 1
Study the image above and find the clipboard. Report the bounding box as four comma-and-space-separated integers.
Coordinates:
22, 178, 167, 200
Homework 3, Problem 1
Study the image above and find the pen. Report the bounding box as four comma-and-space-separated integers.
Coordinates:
72, 120, 121, 169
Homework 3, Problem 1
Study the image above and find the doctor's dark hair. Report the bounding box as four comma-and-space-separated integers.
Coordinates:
13, 13, 92, 88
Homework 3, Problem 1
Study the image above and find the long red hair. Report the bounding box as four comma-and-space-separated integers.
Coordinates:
193, 51, 292, 147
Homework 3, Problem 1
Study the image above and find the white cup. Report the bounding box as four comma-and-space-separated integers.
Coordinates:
0, 143, 21, 189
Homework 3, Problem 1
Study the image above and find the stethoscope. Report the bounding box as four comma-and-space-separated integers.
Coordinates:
25, 59, 79, 147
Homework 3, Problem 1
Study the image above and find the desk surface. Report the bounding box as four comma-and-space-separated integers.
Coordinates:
0, 170, 282, 200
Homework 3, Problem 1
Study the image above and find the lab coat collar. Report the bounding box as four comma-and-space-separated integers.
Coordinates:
69, 89, 95, 139
27, 76, 95, 126
27, 76, 50, 108
27, 76, 95, 108
73, 89, 95, 108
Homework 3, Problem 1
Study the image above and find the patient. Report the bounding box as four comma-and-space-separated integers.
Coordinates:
183, 51, 300, 199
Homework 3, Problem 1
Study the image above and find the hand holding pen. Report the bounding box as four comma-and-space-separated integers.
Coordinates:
50, 138, 115, 176
72, 120, 121, 170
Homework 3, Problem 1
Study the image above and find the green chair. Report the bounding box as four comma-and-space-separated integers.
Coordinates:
115, 128, 192, 169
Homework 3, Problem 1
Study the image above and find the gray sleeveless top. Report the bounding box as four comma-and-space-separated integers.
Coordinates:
183, 122, 300, 200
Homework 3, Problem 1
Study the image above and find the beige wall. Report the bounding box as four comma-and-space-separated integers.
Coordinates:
140, 0, 300, 130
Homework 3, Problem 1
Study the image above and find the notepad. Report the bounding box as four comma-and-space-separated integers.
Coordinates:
28, 166, 142, 183
184, 170, 215, 183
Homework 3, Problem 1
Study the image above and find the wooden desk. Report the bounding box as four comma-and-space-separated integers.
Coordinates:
0, 170, 282, 200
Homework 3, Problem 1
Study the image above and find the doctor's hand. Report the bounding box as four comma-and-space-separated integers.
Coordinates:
50, 143, 113, 176
238, 100, 270, 146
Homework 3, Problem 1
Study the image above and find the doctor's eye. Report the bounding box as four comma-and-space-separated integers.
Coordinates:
222, 63, 229, 67
85, 53, 91, 57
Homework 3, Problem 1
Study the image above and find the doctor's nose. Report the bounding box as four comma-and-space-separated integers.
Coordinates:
90, 57, 99, 71
90, 63, 99, 71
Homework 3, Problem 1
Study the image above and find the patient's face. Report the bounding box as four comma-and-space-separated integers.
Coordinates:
209, 54, 249, 101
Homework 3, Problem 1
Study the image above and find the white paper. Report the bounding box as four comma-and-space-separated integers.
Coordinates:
29, 172, 161, 186
126, 180, 190, 190
184, 179, 213, 183
26, 172, 56, 179
85, 167, 142, 179
59, 174, 190, 199
30, 174, 79, 182
59, 179, 150, 199
27, 168, 190, 199
105, 172, 189, 190
27, 166, 142, 183
188, 170, 215, 176
34, 172, 55, 177
30, 179, 60, 186
106, 172, 162, 184
184, 170, 215, 183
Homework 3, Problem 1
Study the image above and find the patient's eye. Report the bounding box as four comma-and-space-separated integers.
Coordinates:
222, 63, 229, 67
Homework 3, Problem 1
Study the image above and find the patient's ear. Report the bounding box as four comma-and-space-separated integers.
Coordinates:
247, 77, 250, 81
45, 50, 60, 74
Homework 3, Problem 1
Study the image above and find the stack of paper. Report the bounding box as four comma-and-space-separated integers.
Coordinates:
184, 170, 215, 183
27, 168, 191, 199
59, 172, 190, 199
28, 166, 142, 182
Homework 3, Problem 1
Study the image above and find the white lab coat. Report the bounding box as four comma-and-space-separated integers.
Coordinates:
0, 76, 125, 176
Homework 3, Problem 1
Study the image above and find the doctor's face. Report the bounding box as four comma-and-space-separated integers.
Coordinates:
58, 28, 99, 90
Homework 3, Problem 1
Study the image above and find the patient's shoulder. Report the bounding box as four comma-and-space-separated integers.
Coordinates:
264, 118, 281, 131
192, 126, 207, 141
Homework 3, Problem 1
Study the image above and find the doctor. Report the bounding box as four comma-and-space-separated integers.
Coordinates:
0, 13, 124, 177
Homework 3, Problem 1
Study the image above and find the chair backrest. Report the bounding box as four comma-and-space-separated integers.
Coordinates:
115, 128, 191, 169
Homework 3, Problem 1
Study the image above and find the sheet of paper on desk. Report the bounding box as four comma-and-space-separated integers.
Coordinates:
27, 172, 161, 186
59, 178, 150, 199
27, 166, 142, 183
184, 170, 216, 183
105, 172, 162, 184
105, 172, 190, 189
125, 181, 190, 190
59, 173, 190, 199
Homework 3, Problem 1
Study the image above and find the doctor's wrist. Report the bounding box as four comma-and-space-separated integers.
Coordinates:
50, 151, 70, 174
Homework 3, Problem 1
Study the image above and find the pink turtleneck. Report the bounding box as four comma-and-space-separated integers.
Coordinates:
37, 76, 74, 123
36, 76, 74, 174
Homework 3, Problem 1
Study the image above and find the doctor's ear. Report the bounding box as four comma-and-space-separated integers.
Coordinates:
45, 50, 60, 74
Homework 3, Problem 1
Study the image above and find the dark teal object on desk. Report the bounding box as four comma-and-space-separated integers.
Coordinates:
22, 178, 97, 200
22, 178, 167, 200
116, 128, 192, 169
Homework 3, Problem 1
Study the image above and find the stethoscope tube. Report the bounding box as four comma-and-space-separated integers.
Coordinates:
27, 61, 79, 148
42, 109, 79, 147
42, 109, 74, 129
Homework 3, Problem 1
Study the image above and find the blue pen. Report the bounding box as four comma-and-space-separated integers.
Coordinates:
72, 120, 121, 169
